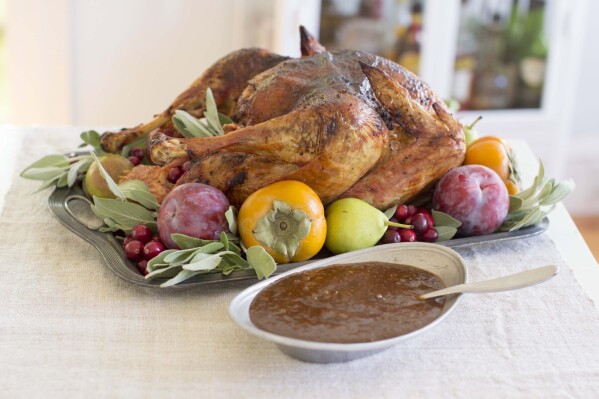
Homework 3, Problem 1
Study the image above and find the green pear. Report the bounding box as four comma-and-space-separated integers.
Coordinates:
84, 154, 133, 199
325, 198, 411, 254
464, 116, 482, 147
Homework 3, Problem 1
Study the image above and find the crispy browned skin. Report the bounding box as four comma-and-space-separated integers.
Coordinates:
340, 63, 465, 208
149, 42, 464, 208
119, 165, 172, 203
151, 93, 387, 207
123, 27, 464, 209
99, 48, 288, 153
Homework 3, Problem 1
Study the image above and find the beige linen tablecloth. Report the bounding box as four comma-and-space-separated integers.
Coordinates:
2, 128, 599, 398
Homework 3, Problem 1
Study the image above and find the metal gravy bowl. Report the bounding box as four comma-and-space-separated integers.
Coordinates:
229, 242, 467, 363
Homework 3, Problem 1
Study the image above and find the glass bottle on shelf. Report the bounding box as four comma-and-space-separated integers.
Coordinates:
451, 0, 478, 110
516, 0, 548, 108
471, 12, 517, 110
394, 1, 423, 75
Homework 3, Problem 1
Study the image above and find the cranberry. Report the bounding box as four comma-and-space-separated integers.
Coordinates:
122, 235, 135, 248
398, 229, 417, 242
167, 167, 184, 183
182, 161, 191, 172
130, 147, 145, 159
420, 228, 439, 242
136, 259, 149, 276
128, 156, 141, 166
407, 205, 418, 217
412, 213, 429, 234
381, 230, 401, 244
124, 240, 144, 261
143, 240, 165, 260
130, 224, 153, 244
394, 204, 409, 221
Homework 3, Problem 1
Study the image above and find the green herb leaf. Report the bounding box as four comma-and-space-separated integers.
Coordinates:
431, 210, 462, 229
435, 226, 458, 241
91, 196, 156, 233
160, 270, 201, 287
205, 88, 224, 136
67, 158, 93, 188
246, 246, 277, 279
173, 110, 215, 138
508, 196, 524, 213
79, 130, 103, 153
170, 234, 215, 250
384, 205, 398, 220
90, 152, 126, 201
218, 113, 234, 125
20, 166, 67, 181
182, 253, 223, 272
225, 206, 238, 236
147, 250, 177, 273
147, 264, 184, 280
21, 154, 69, 176
119, 180, 160, 210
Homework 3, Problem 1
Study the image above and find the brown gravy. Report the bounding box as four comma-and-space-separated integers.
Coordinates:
249, 262, 446, 343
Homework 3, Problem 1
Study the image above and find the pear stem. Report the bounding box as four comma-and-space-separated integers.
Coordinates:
386, 221, 413, 229
467, 116, 483, 129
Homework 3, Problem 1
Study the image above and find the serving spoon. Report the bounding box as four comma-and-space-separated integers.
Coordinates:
419, 265, 559, 300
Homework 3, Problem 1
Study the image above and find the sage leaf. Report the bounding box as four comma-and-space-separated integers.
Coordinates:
56, 173, 69, 187
91, 196, 156, 232
384, 205, 397, 220
79, 130, 103, 153
163, 248, 202, 265
67, 158, 93, 187
540, 179, 575, 206
119, 180, 160, 210
509, 196, 523, 213
182, 253, 223, 272
161, 270, 201, 287
218, 113, 234, 125
21, 154, 69, 175
221, 252, 249, 269
173, 110, 215, 138
146, 264, 183, 279
147, 250, 177, 272
220, 263, 245, 275
90, 152, 126, 201
170, 234, 214, 250
246, 246, 276, 279
33, 176, 62, 193
205, 88, 224, 136
435, 226, 458, 241
21, 166, 67, 181
432, 210, 462, 229
194, 242, 225, 254
225, 206, 238, 236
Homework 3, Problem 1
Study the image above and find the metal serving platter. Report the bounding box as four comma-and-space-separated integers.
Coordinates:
48, 183, 549, 289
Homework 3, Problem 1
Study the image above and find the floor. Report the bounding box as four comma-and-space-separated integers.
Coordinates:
572, 215, 599, 262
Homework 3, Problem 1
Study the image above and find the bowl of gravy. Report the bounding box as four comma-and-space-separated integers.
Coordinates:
229, 242, 467, 363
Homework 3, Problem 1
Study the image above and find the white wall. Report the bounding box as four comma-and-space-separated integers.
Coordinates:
570, 0, 599, 137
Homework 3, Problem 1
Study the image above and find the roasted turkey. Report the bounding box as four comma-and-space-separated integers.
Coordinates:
101, 27, 465, 209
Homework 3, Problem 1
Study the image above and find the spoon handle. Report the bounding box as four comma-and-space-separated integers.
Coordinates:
420, 265, 558, 300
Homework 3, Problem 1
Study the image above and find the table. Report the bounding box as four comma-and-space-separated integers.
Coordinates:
1, 126, 598, 398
